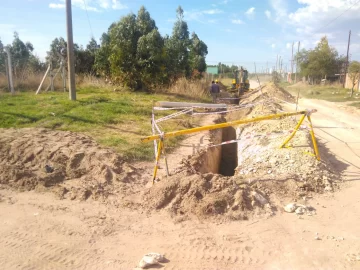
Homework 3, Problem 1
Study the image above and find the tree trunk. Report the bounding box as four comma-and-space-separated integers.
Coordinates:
351, 85, 354, 98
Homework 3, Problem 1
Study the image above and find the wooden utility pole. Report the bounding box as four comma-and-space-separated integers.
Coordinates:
62, 60, 66, 92
291, 42, 294, 75
66, 0, 76, 100
295, 41, 300, 83
4, 57, 11, 91
4, 47, 14, 94
344, 30, 351, 88
266, 61, 268, 74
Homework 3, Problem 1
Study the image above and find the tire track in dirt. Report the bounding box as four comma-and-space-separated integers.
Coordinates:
163, 241, 266, 269
0, 230, 111, 270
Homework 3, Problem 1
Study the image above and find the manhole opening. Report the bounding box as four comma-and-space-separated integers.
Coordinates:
219, 126, 238, 176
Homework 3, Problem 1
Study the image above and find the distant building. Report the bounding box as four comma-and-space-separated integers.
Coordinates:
206, 66, 219, 75
345, 73, 360, 91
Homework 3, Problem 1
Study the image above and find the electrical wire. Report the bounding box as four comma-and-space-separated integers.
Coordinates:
314, 0, 360, 33
83, 0, 94, 38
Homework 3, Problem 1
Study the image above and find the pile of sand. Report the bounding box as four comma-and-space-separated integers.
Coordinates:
0, 128, 144, 201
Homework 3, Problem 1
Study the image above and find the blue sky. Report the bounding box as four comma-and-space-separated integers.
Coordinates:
1, 0, 360, 72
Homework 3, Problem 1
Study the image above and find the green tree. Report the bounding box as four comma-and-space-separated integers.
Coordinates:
5, 32, 43, 81
297, 36, 345, 83
95, 5, 208, 89
106, 6, 162, 89
189, 32, 208, 77
86, 37, 98, 55
166, 6, 190, 78
95, 30, 113, 77
348, 61, 360, 97
74, 38, 98, 74
46, 37, 67, 67
108, 13, 140, 88
0, 39, 5, 74
136, 6, 156, 36
137, 29, 165, 87
10, 32, 36, 77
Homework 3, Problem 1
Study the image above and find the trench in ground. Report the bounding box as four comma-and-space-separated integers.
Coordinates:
195, 118, 238, 176
219, 126, 238, 176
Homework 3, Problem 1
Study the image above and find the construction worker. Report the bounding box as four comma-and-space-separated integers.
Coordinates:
210, 80, 220, 103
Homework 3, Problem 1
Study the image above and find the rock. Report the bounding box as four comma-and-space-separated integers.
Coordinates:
251, 191, 268, 205
45, 165, 54, 173
284, 203, 297, 213
295, 206, 306, 215
315, 236, 321, 240
324, 186, 333, 192
138, 253, 165, 269
267, 170, 272, 174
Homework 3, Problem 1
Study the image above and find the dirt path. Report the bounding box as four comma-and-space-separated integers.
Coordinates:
1, 97, 360, 269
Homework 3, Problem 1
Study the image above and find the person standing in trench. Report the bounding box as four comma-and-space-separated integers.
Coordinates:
210, 80, 220, 103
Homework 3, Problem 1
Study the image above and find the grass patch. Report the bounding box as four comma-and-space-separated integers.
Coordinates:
283, 83, 360, 103
0, 86, 211, 161
348, 102, 360, 109
278, 82, 291, 89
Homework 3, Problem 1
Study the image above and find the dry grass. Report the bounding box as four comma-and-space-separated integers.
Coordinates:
0, 71, 110, 93
0, 72, 65, 92
283, 81, 360, 103
164, 77, 211, 102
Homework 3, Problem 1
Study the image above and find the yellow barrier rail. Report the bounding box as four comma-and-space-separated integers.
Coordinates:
141, 110, 307, 143
144, 109, 320, 183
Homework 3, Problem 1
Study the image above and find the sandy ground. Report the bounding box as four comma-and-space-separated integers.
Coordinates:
1, 90, 360, 269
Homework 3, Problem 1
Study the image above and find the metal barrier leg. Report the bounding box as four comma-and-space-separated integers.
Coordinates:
280, 113, 306, 148
162, 140, 170, 177
152, 139, 163, 184
307, 115, 321, 161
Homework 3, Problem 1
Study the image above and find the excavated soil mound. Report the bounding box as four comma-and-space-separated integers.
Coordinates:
142, 171, 272, 220
244, 82, 295, 105
0, 128, 144, 201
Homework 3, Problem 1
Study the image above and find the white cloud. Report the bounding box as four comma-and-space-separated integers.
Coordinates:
98, 0, 109, 9
48, 0, 127, 12
231, 19, 244, 25
265, 10, 271, 19
271, 43, 276, 48
208, 19, 218, 24
49, 3, 65, 9
111, 0, 127, 10
245, 7, 255, 18
268, 0, 360, 59
288, 0, 360, 29
286, 42, 291, 49
203, 9, 223, 15
269, 0, 288, 22
184, 9, 223, 23
224, 29, 234, 33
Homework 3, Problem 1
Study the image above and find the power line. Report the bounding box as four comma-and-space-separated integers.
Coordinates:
315, 0, 360, 33
83, 0, 94, 38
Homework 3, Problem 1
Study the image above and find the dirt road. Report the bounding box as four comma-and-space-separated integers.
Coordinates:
0, 97, 360, 269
